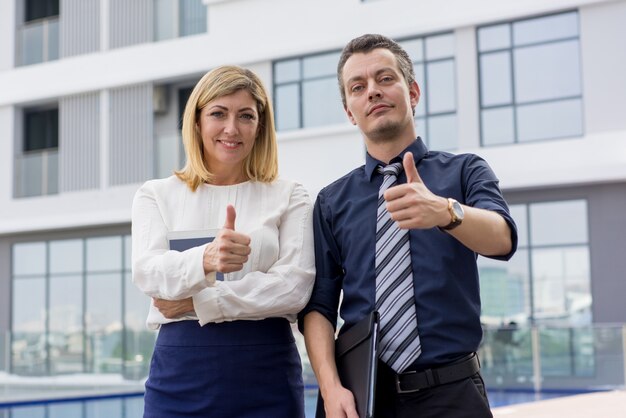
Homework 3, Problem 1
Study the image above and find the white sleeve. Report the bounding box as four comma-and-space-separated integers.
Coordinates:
192, 183, 315, 324
131, 182, 215, 300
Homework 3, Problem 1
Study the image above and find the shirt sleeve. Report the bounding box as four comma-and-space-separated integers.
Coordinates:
297, 190, 344, 332
462, 155, 518, 261
191, 183, 316, 324
131, 181, 216, 300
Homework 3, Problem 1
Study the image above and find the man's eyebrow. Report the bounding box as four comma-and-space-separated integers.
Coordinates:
346, 67, 397, 85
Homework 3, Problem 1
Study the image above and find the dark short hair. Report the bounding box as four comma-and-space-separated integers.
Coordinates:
337, 34, 415, 107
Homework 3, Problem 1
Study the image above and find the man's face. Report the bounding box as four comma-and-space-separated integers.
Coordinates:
341, 48, 420, 143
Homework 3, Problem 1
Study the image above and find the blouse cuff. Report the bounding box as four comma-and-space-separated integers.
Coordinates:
192, 286, 223, 326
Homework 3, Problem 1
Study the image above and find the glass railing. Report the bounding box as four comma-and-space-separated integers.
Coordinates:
479, 324, 626, 392
19, 17, 59, 66
1, 324, 624, 401
14, 150, 58, 198
7, 328, 156, 381
154, 134, 184, 179
154, 0, 207, 41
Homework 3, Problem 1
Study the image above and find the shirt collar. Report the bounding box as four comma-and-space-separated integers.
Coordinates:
365, 137, 429, 181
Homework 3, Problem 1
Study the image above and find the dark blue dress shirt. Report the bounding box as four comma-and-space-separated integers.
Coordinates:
299, 138, 518, 369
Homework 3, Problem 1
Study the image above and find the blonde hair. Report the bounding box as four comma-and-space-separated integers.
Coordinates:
175, 66, 278, 190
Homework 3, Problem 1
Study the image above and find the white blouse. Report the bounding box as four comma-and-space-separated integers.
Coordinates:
131, 175, 315, 329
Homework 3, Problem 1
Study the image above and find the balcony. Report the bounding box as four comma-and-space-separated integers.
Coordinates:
18, 17, 59, 66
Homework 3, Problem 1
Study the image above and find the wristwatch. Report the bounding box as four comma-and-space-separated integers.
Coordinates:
440, 198, 464, 231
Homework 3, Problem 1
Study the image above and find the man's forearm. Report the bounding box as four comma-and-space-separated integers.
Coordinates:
303, 311, 343, 398
447, 206, 512, 256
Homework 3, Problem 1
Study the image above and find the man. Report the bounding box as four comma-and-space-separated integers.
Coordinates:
299, 34, 517, 418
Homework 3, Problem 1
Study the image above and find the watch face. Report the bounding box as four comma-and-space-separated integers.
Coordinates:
451, 200, 464, 220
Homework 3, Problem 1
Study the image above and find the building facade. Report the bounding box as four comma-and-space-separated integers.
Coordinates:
1, 0, 625, 387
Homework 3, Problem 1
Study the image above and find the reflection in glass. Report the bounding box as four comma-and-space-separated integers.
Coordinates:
531, 246, 591, 325
478, 24, 511, 52
508, 204, 528, 247
514, 40, 581, 104
12, 278, 46, 375
517, 99, 583, 142
479, 250, 530, 324
13, 242, 46, 275
481, 107, 514, 146
50, 274, 84, 374
513, 12, 578, 46
540, 327, 594, 378
529, 200, 588, 246
426, 60, 456, 113
124, 273, 155, 379
87, 236, 122, 272
275, 84, 300, 131
86, 273, 122, 373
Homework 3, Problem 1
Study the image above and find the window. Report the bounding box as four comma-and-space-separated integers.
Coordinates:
479, 199, 591, 327
11, 235, 154, 378
273, 51, 346, 131
154, 0, 207, 41
20, 0, 59, 65
399, 33, 457, 150
25, 0, 59, 22
477, 11, 583, 145
15, 107, 59, 197
24, 108, 58, 151
272, 34, 458, 150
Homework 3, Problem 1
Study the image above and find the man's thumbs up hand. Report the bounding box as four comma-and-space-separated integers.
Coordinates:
403, 152, 422, 184
383, 153, 449, 230
203, 205, 251, 275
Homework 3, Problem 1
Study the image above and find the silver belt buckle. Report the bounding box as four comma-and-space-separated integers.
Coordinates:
395, 370, 419, 394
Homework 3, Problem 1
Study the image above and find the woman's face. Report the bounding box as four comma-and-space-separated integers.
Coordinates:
198, 89, 259, 179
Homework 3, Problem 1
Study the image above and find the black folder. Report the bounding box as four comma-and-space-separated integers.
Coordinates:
315, 311, 380, 418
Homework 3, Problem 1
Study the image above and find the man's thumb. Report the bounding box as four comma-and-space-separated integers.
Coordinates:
224, 205, 236, 230
403, 152, 422, 183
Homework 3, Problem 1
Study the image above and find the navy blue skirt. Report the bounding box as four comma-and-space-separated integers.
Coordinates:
144, 318, 304, 418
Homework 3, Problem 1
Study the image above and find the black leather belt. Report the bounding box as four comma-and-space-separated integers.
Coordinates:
395, 353, 480, 394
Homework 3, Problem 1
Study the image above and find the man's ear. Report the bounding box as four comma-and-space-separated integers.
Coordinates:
409, 80, 420, 109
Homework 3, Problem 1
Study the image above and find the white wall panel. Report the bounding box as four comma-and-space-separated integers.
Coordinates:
59, 92, 100, 192
109, 83, 153, 186
60, 0, 100, 57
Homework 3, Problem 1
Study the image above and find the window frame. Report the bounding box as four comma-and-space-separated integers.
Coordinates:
477, 10, 584, 146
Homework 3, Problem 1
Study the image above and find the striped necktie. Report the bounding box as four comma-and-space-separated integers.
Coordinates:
375, 162, 422, 373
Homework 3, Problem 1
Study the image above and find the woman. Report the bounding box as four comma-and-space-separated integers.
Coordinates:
131, 66, 315, 417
